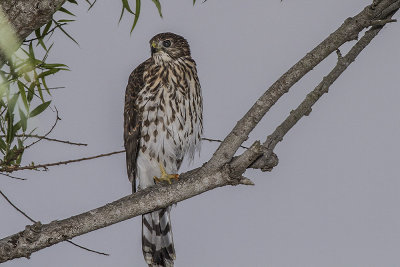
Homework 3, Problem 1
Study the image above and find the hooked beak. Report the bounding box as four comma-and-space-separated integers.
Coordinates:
151, 41, 159, 55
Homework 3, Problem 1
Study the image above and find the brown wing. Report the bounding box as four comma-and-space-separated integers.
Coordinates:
124, 59, 151, 193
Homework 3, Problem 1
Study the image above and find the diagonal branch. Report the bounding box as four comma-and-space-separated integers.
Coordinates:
263, 25, 388, 159
0, 0, 398, 263
205, 0, 399, 171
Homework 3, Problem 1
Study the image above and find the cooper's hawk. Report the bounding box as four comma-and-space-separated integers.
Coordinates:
124, 32, 203, 267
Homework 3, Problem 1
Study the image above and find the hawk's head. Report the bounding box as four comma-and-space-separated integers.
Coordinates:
149, 32, 191, 64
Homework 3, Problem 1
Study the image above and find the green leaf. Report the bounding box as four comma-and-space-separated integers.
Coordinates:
18, 108, 27, 132
27, 83, 35, 102
17, 81, 29, 111
58, 19, 76, 23
41, 63, 69, 69
151, 0, 163, 18
13, 122, 21, 135
33, 70, 44, 101
23, 73, 31, 82
193, 0, 196, 5
37, 69, 61, 79
6, 111, 14, 144
7, 93, 19, 115
29, 101, 51, 118
41, 77, 51, 95
28, 42, 35, 59
59, 7, 76, 16
16, 142, 23, 165
130, 0, 141, 33
53, 19, 79, 46
119, 0, 135, 23
37, 83, 44, 101
35, 28, 47, 51
0, 138, 6, 152
122, 0, 134, 14
67, 0, 78, 4
42, 21, 53, 36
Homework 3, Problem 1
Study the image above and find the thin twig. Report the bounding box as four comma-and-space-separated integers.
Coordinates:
24, 107, 60, 150
0, 172, 26, 181
23, 23, 67, 43
1, 150, 125, 172
17, 135, 87, 146
67, 241, 109, 256
202, 137, 249, 149
0, 189, 35, 223
0, 189, 109, 256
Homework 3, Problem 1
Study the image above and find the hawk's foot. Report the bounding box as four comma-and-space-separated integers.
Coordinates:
154, 163, 179, 184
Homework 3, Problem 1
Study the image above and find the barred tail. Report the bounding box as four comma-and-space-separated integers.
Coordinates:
142, 207, 175, 267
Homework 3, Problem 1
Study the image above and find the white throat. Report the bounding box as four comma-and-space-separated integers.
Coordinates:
153, 51, 174, 66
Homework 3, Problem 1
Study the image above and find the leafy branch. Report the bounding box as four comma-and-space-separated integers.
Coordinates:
0, 0, 94, 170
119, 0, 201, 33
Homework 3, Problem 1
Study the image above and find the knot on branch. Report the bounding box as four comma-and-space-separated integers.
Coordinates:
223, 164, 254, 186
24, 222, 42, 243
249, 152, 279, 172
1, 222, 42, 261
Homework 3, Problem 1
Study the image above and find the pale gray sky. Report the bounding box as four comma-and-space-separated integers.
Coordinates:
1, 0, 400, 266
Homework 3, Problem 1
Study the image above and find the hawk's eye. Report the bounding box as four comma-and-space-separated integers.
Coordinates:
162, 40, 171, 48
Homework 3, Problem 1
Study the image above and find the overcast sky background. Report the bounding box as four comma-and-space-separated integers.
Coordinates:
1, 0, 400, 266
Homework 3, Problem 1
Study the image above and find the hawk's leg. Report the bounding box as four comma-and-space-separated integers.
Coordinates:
154, 163, 179, 184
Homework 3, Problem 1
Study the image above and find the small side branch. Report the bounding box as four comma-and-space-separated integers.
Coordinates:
0, 189, 109, 257
24, 107, 60, 150
0, 150, 125, 173
0, 134, 87, 146
263, 24, 390, 157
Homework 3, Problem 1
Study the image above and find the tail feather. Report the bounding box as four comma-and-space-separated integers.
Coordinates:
142, 207, 175, 267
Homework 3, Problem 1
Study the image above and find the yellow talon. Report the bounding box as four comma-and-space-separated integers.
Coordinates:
153, 163, 179, 184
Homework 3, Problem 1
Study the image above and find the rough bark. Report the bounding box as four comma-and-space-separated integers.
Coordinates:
0, 0, 399, 263
0, 0, 65, 65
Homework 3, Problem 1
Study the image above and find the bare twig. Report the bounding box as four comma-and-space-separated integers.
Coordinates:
66, 241, 109, 256
0, 134, 87, 146
0, 189, 109, 256
202, 137, 249, 149
22, 135, 86, 146
1, 150, 125, 173
0, 189, 35, 222
0, 172, 26, 181
24, 107, 60, 150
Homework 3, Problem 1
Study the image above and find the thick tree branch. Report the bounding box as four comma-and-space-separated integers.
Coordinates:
0, 0, 66, 65
205, 0, 399, 171
0, 0, 398, 263
0, 166, 248, 262
0, 189, 109, 257
262, 25, 388, 160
